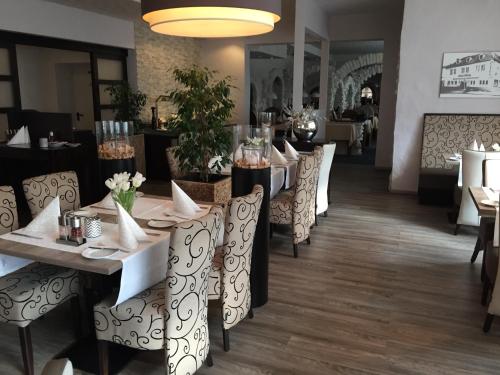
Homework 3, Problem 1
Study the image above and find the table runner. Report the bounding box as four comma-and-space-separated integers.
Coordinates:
0, 222, 170, 306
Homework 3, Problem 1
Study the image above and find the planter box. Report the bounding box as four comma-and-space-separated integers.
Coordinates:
174, 175, 231, 204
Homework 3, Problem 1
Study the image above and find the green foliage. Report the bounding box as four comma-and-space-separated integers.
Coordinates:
167, 66, 235, 182
106, 83, 147, 131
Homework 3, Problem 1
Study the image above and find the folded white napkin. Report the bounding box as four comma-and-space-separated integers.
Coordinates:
116, 202, 149, 249
172, 181, 200, 217
100, 192, 115, 209
480, 143, 486, 152
7, 126, 30, 145
284, 141, 300, 160
272, 145, 288, 165
24, 196, 60, 236
470, 139, 479, 151
493, 143, 500, 152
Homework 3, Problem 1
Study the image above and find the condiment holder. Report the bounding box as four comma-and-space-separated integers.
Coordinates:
56, 211, 100, 246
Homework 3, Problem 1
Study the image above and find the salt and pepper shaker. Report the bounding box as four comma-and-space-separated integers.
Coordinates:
69, 216, 84, 244
58, 216, 68, 240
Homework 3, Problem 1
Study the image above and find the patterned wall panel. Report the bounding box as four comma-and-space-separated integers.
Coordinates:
420, 114, 500, 169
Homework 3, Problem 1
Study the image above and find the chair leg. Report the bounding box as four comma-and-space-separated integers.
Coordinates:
482, 281, 490, 306
471, 238, 482, 264
97, 340, 109, 375
306, 237, 311, 245
483, 314, 495, 333
222, 329, 230, 352
323, 211, 328, 218
248, 308, 254, 319
70, 296, 82, 339
293, 244, 298, 258
454, 224, 461, 235
315, 214, 318, 226
18, 326, 34, 375
206, 351, 214, 367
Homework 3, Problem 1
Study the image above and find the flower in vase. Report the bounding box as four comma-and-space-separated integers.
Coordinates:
132, 172, 146, 188
105, 171, 146, 214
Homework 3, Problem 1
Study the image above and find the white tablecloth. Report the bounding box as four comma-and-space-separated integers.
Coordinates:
0, 223, 170, 306
272, 159, 297, 189
271, 167, 285, 198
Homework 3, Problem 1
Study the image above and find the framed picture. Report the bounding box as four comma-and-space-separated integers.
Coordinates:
440, 52, 500, 98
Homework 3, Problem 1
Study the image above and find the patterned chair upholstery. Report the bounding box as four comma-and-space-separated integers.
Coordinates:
94, 207, 223, 375
0, 186, 18, 234
166, 146, 184, 179
270, 153, 317, 257
0, 263, 80, 328
309, 147, 324, 227
23, 171, 80, 217
208, 186, 264, 352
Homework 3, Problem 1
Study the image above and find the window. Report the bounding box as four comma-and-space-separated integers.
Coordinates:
0, 44, 19, 111
466, 67, 469, 73
482, 64, 486, 71
461, 67, 465, 73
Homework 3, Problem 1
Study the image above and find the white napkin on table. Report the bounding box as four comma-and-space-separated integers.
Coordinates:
272, 145, 288, 165
116, 202, 149, 249
172, 181, 200, 217
470, 139, 479, 151
7, 126, 30, 145
480, 143, 486, 152
100, 193, 115, 209
24, 196, 60, 236
284, 141, 300, 160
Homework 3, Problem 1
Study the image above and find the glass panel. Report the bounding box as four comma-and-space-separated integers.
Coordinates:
0, 81, 14, 107
97, 58, 123, 81
99, 84, 113, 105
100, 108, 115, 121
0, 49, 10, 76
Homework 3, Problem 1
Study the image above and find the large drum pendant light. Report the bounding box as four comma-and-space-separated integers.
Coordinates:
142, 0, 281, 38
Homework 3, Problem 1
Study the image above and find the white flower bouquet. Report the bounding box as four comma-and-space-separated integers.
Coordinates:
105, 171, 146, 214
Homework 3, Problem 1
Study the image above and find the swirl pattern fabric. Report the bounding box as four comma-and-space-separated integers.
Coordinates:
207, 186, 264, 330
0, 263, 80, 328
94, 207, 223, 374
0, 186, 18, 235
270, 154, 317, 244
23, 171, 80, 217
421, 114, 500, 169
309, 147, 324, 225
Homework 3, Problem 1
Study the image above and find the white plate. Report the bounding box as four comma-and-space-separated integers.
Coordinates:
81, 247, 118, 259
481, 199, 499, 207
147, 220, 176, 229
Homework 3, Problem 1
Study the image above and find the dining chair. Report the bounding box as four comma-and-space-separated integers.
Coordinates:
456, 150, 485, 234
94, 206, 223, 375
208, 185, 264, 352
310, 146, 324, 227
166, 146, 184, 179
316, 143, 336, 218
482, 238, 500, 333
269, 153, 317, 258
0, 187, 81, 375
23, 171, 80, 218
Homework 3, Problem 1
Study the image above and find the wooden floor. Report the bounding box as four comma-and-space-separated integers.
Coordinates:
1, 164, 500, 374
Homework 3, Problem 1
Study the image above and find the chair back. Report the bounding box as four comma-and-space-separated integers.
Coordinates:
166, 146, 184, 179
221, 185, 263, 330
484, 159, 500, 191
457, 150, 485, 226
0, 186, 18, 235
23, 171, 80, 217
317, 144, 336, 215
309, 147, 324, 224
165, 206, 223, 374
292, 153, 317, 244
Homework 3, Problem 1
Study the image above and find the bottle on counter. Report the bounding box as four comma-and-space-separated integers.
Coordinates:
48, 131, 54, 143
151, 107, 158, 130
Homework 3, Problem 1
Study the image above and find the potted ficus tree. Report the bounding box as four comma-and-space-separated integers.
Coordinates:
166, 66, 234, 203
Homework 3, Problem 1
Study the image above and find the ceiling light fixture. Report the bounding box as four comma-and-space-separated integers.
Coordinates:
142, 0, 281, 38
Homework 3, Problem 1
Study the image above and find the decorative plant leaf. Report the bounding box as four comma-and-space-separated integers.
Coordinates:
106, 83, 147, 132
166, 66, 235, 182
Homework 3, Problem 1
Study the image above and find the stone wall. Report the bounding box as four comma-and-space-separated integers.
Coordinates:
133, 21, 200, 123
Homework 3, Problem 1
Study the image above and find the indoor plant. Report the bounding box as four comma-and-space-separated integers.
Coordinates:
106, 82, 147, 132
166, 66, 234, 203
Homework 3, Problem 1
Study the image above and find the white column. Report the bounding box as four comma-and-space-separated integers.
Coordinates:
292, 4, 305, 111
317, 39, 330, 139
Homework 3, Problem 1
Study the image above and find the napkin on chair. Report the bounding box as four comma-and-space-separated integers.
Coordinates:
116, 202, 149, 249
172, 181, 200, 217
470, 139, 479, 151
480, 143, 486, 152
7, 126, 30, 145
284, 141, 300, 160
272, 145, 288, 165
23, 196, 60, 236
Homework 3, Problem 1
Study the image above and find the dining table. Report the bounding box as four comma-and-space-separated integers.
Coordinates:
0, 194, 219, 373
469, 186, 498, 218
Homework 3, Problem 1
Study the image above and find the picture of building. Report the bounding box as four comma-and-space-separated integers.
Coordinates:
440, 52, 500, 97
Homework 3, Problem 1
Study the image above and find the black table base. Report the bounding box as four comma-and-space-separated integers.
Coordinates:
231, 167, 270, 308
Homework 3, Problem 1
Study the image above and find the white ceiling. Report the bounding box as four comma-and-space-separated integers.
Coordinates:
315, 0, 404, 15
